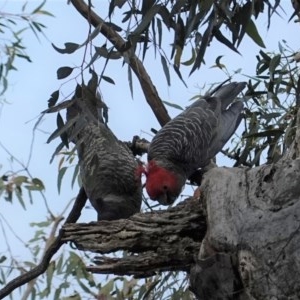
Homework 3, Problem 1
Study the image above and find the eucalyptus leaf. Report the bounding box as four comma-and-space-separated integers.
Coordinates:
101, 75, 115, 85
160, 55, 170, 86
57, 66, 74, 80
52, 42, 80, 54
162, 100, 183, 111
243, 128, 284, 138
57, 167, 67, 194
246, 19, 266, 48
132, 5, 161, 36
47, 90, 59, 108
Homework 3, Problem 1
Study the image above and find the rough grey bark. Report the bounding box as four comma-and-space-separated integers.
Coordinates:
62, 198, 206, 276
192, 158, 300, 300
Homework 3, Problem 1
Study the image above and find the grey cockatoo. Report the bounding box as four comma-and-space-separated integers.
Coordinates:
141, 82, 246, 205
67, 75, 142, 220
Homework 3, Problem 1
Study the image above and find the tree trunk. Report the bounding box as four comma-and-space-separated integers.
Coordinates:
190, 158, 300, 300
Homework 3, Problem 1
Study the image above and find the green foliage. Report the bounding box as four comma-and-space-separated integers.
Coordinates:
0, 0, 52, 96
220, 42, 299, 167
50, 1, 282, 97
0, 172, 45, 208
57, 67, 74, 80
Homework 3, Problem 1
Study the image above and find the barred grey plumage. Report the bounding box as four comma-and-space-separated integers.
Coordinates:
145, 82, 246, 205
67, 83, 142, 220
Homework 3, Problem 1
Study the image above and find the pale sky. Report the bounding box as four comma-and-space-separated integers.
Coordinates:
0, 0, 299, 296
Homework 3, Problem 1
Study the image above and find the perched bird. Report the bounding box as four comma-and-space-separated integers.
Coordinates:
67, 75, 142, 220
141, 82, 246, 205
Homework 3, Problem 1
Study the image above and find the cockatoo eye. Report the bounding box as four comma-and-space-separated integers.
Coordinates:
163, 185, 168, 190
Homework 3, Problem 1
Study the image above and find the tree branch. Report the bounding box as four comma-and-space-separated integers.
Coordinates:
0, 188, 87, 300
126, 135, 150, 156
62, 197, 207, 277
69, 0, 171, 127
